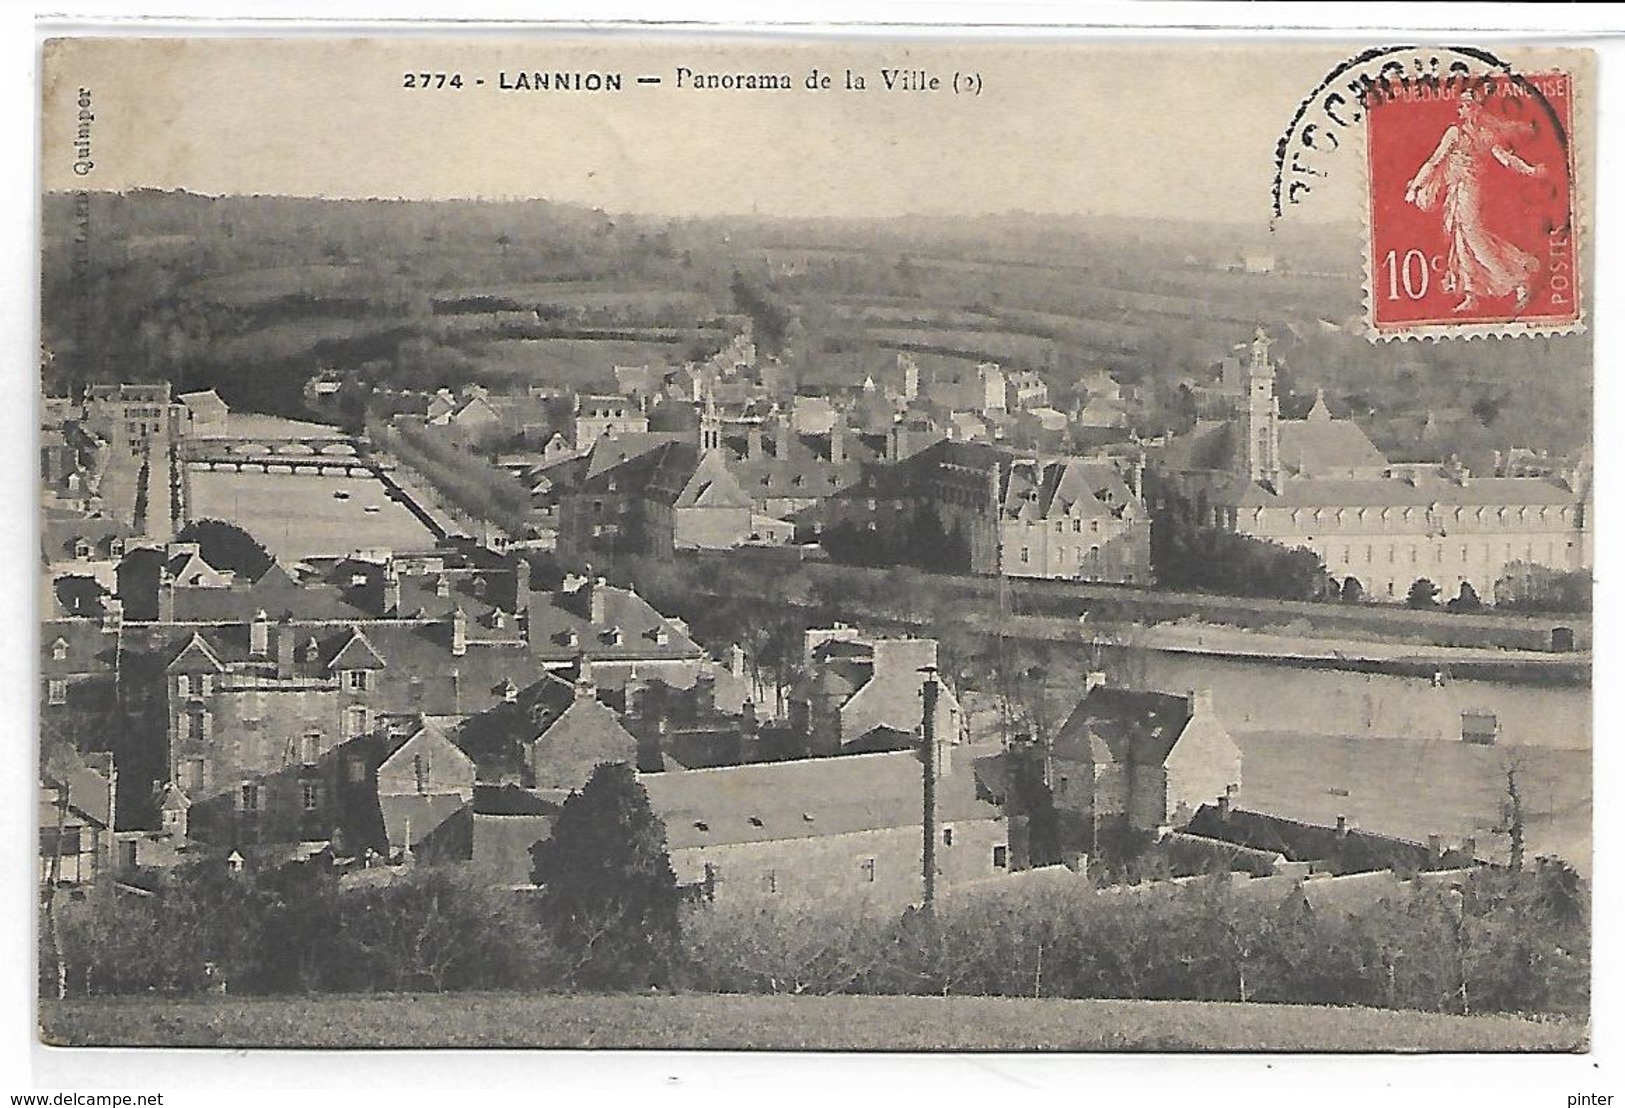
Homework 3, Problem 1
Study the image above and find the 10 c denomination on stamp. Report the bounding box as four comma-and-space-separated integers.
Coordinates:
1366, 71, 1578, 339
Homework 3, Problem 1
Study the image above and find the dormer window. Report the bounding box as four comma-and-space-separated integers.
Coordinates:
51, 639, 68, 662
109, 538, 125, 558
473, 576, 488, 598
303, 638, 321, 663
72, 539, 90, 559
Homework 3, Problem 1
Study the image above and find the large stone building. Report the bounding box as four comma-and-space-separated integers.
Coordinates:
820, 439, 1153, 584
1157, 330, 1592, 603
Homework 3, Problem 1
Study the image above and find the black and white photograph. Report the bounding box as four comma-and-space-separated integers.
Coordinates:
25, 18, 1610, 1085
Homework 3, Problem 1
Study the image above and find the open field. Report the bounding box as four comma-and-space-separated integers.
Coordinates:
188, 469, 437, 562
467, 337, 694, 390
40, 992, 1586, 1052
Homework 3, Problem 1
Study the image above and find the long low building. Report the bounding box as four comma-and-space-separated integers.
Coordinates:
1157, 331, 1591, 603
454, 746, 1011, 909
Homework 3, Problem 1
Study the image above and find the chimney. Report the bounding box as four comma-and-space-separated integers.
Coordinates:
1217, 792, 1231, 818
574, 663, 597, 701
729, 643, 747, 680
1186, 688, 1213, 717
1335, 814, 1348, 836
1461, 836, 1476, 862
451, 607, 467, 657
157, 566, 176, 623
513, 556, 532, 618
1085, 671, 1107, 694
275, 619, 294, 679
434, 573, 449, 598
624, 668, 647, 718
382, 563, 401, 616
695, 671, 717, 712
101, 597, 123, 632
1427, 834, 1443, 865
250, 609, 270, 657
747, 423, 763, 461
590, 577, 608, 625
830, 421, 846, 466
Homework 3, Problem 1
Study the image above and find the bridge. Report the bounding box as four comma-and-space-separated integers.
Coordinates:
179, 436, 393, 476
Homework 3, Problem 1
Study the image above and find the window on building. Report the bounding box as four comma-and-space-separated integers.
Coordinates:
347, 670, 369, 692
177, 674, 192, 698
1072, 519, 1082, 533
46, 678, 67, 706
993, 845, 1009, 869
413, 753, 430, 794
198, 674, 213, 697
408, 677, 424, 703
347, 756, 368, 784
240, 783, 261, 812
186, 709, 208, 744
40, 826, 81, 858
301, 782, 322, 812
1019, 547, 1030, 564
344, 705, 369, 739
51, 640, 68, 662
860, 858, 876, 883
181, 757, 204, 792
942, 827, 954, 847
762, 870, 777, 895
299, 732, 321, 766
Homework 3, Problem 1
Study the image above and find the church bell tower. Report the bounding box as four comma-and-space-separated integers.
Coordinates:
1239, 327, 1281, 489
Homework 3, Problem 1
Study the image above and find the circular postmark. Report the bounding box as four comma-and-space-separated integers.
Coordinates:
1274, 45, 1579, 336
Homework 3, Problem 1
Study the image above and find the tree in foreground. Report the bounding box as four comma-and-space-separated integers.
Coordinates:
529, 761, 680, 989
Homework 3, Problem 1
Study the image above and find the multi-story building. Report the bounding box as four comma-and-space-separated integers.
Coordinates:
819, 439, 1153, 584
1157, 330, 1593, 603
573, 394, 650, 448
83, 383, 180, 456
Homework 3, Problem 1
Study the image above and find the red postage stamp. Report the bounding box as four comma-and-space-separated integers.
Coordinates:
1366, 71, 1578, 338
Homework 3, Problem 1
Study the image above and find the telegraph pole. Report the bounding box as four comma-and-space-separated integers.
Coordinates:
921, 667, 939, 915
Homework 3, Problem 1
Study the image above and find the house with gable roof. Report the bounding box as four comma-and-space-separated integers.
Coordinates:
374, 717, 477, 857
789, 629, 966, 757
1048, 681, 1242, 853
39, 752, 119, 887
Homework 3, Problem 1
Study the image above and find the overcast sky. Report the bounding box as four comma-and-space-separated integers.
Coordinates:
40, 37, 1579, 226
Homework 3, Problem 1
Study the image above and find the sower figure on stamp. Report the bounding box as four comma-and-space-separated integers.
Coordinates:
1404, 88, 1547, 313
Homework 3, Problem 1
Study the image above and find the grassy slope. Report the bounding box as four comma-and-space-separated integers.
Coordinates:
40, 993, 1586, 1052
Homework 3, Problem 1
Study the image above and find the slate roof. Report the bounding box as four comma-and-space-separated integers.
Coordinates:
1052, 688, 1193, 766
1278, 420, 1390, 477
381, 793, 468, 851
527, 581, 703, 664
41, 515, 136, 562
473, 783, 564, 817
1181, 804, 1476, 876
640, 745, 1003, 851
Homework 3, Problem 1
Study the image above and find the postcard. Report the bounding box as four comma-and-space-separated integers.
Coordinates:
36, 32, 1595, 1057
